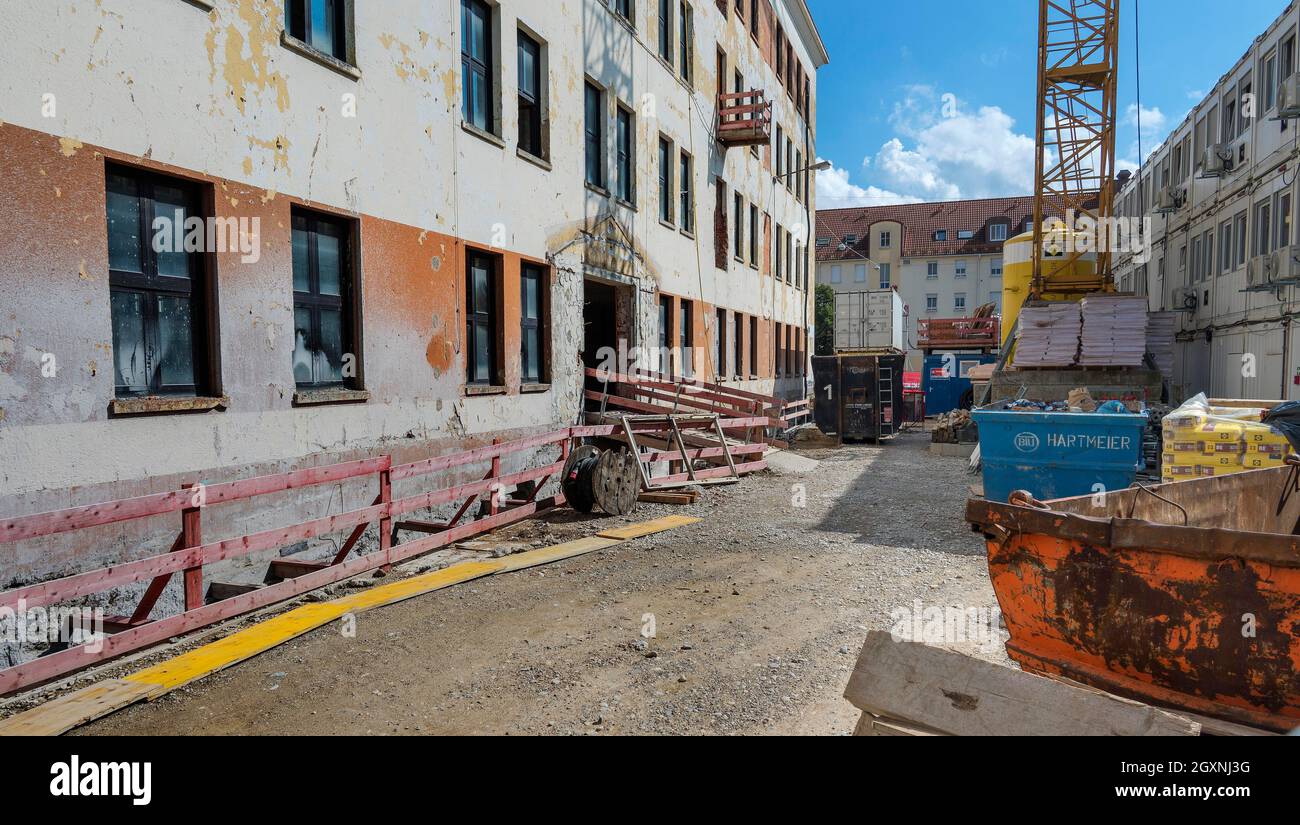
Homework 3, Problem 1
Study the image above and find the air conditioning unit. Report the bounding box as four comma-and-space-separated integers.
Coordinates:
1280, 74, 1300, 119
1199, 143, 1231, 177
1154, 185, 1186, 213
1172, 286, 1198, 312
1246, 253, 1276, 291
1272, 245, 1300, 285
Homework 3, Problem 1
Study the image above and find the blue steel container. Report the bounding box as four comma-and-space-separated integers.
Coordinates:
923, 353, 998, 415
971, 408, 1147, 504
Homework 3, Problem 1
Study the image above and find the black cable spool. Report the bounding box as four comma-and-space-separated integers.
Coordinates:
562, 445, 640, 516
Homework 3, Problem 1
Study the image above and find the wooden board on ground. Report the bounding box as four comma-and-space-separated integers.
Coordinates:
597, 515, 701, 540
638, 491, 699, 505
844, 631, 1201, 736
0, 679, 158, 736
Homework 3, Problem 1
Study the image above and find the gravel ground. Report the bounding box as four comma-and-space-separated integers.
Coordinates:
76, 431, 1006, 736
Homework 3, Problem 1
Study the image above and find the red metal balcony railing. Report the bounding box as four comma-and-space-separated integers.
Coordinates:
718, 90, 772, 147
917, 317, 1001, 351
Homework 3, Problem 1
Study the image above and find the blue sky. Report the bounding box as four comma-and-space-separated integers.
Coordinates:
806, 0, 1288, 207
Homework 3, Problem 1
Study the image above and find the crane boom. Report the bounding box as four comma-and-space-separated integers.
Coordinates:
1031, 0, 1121, 298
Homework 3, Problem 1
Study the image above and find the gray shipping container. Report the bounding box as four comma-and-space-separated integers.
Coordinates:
833, 290, 905, 352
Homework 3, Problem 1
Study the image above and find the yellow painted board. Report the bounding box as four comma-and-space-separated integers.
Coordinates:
598, 515, 701, 540
494, 536, 623, 572
335, 560, 504, 612
0, 679, 158, 737
125, 601, 354, 697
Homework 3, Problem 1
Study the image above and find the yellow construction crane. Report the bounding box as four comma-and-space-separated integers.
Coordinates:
1030, 0, 1121, 299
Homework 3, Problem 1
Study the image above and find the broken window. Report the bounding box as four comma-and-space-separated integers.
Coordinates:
292, 209, 355, 388
106, 165, 211, 398
466, 250, 501, 385
285, 0, 351, 63
520, 263, 548, 384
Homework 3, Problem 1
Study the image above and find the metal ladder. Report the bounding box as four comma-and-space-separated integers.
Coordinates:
877, 367, 895, 437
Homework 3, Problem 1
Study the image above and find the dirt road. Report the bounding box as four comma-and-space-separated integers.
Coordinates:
79, 432, 1003, 736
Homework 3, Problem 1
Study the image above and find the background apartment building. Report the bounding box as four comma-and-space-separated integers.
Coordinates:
0, 0, 826, 590
1113, 3, 1300, 402
815, 197, 1034, 369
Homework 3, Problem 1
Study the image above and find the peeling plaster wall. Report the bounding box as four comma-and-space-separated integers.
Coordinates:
0, 0, 823, 585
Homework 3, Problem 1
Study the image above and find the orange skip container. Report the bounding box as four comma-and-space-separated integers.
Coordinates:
967, 465, 1300, 732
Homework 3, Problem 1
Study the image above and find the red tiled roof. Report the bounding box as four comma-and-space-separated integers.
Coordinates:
816, 196, 1038, 261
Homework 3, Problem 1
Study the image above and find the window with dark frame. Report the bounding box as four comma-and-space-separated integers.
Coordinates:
517, 31, 543, 158
466, 250, 500, 385
749, 0, 758, 37
585, 82, 605, 188
616, 106, 634, 202
284, 0, 350, 63
292, 209, 356, 389
520, 263, 547, 384
775, 322, 783, 377
748, 315, 757, 378
658, 296, 672, 375
106, 165, 211, 399
658, 137, 674, 223
657, 0, 673, 63
716, 307, 727, 378
679, 150, 694, 232
612, 0, 634, 25
733, 311, 744, 379
733, 193, 744, 259
749, 204, 758, 266
461, 0, 494, 133
679, 298, 694, 377
678, 1, 693, 85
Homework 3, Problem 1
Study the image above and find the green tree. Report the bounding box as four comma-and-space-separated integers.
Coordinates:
815, 284, 835, 356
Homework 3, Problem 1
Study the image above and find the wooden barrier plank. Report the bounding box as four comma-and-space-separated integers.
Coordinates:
843, 632, 1201, 737
0, 457, 390, 543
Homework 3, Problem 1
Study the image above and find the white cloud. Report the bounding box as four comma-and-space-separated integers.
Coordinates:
815, 161, 922, 207
821, 87, 1039, 205
1122, 103, 1167, 163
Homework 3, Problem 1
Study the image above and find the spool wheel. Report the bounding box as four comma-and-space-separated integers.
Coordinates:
561, 445, 601, 513
592, 449, 641, 516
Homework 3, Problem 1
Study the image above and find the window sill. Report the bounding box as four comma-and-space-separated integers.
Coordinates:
293, 387, 370, 407
462, 120, 506, 149
182, 0, 215, 11
111, 395, 229, 417
520, 383, 551, 394
464, 384, 507, 397
280, 32, 360, 81
615, 196, 638, 212
517, 148, 552, 171
659, 218, 678, 232
680, 228, 696, 240
586, 182, 611, 198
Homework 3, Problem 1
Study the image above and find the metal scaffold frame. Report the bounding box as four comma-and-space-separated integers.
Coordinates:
1032, 0, 1121, 297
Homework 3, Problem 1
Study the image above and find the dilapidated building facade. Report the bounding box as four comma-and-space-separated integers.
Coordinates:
0, 0, 827, 592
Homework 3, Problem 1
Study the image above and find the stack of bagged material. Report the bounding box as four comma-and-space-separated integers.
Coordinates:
1146, 311, 1177, 378
1078, 295, 1149, 366
1013, 302, 1081, 367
